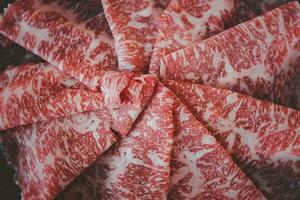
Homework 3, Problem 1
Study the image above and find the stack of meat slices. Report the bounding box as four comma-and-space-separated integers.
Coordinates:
0, 0, 299, 200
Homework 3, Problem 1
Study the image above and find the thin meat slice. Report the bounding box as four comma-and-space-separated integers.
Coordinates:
0, 62, 158, 136
57, 84, 175, 200
0, 63, 103, 131
101, 0, 170, 72
99, 71, 158, 136
0, 0, 117, 90
169, 98, 266, 199
165, 79, 300, 200
1, 110, 116, 200
162, 1, 300, 109
149, 0, 241, 75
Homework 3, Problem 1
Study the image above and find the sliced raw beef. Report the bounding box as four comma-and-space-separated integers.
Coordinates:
101, 0, 170, 72
149, 0, 240, 75
165, 79, 300, 200
0, 0, 117, 90
169, 98, 266, 199
99, 71, 158, 136
57, 84, 175, 200
1, 110, 116, 200
162, 1, 300, 108
0, 62, 158, 136
0, 63, 102, 131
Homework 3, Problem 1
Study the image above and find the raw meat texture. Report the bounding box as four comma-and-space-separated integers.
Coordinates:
57, 84, 175, 200
149, 0, 240, 75
100, 72, 158, 136
169, 98, 266, 200
0, 0, 117, 90
165, 79, 300, 200
1, 109, 116, 200
101, 0, 170, 72
162, 1, 300, 109
0, 63, 103, 131
0, 34, 42, 72
0, 61, 158, 136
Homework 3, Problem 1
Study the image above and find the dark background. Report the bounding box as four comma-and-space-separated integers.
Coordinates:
0, 0, 14, 12
0, 132, 21, 200
0, 1, 22, 200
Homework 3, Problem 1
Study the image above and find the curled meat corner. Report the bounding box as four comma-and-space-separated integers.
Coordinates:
100, 71, 159, 136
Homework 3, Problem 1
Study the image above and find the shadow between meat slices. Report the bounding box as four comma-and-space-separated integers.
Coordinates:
291, 76, 300, 108
244, 0, 293, 15
57, 84, 174, 200
0, 34, 43, 72
149, 0, 242, 75
101, 0, 170, 72
0, 109, 116, 200
168, 98, 266, 199
0, 0, 117, 90
161, 1, 300, 109
0, 63, 103, 131
165, 79, 300, 200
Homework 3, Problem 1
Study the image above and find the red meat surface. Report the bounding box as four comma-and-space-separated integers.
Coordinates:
0, 0, 117, 90
165, 79, 300, 199
1, 109, 116, 200
0, 63, 102, 131
0, 1, 299, 199
101, 0, 170, 72
58, 84, 175, 199
0, 62, 158, 136
161, 1, 300, 109
149, 0, 241, 75
168, 98, 265, 199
